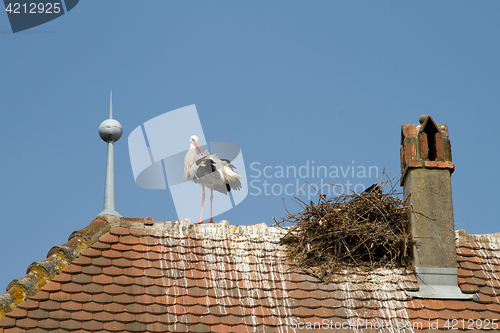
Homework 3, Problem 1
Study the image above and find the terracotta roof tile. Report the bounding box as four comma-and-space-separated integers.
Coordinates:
59, 318, 81, 330
98, 233, 119, 245
1, 220, 500, 331
15, 317, 37, 329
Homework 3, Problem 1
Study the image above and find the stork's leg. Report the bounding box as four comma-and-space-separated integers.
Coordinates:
209, 188, 214, 223
196, 185, 205, 224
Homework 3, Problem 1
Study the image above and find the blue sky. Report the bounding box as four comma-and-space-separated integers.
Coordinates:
0, 1, 499, 290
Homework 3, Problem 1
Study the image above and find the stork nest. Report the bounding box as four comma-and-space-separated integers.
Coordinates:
273, 181, 411, 281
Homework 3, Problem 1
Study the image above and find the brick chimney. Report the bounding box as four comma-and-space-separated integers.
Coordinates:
401, 115, 476, 299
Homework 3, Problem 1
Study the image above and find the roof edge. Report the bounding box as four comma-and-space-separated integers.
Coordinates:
456, 229, 500, 244
0, 215, 115, 319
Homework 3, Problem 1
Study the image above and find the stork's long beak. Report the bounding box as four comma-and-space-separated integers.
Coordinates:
194, 142, 202, 154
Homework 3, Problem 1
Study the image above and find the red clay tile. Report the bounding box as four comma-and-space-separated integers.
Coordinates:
91, 241, 111, 250
51, 272, 72, 283
465, 300, 487, 311
0, 317, 15, 328
103, 284, 125, 295
98, 233, 119, 244
147, 322, 170, 332
473, 270, 492, 280
125, 321, 148, 332
464, 276, 487, 287
60, 301, 83, 312
60, 319, 82, 331
458, 309, 482, 320
132, 258, 150, 269
102, 266, 124, 276
134, 312, 156, 324
146, 303, 167, 315
92, 256, 113, 267
132, 294, 155, 305
119, 235, 140, 245
210, 324, 234, 333
92, 274, 113, 285
71, 293, 93, 303
131, 243, 150, 253
103, 302, 126, 313
130, 226, 148, 236
110, 227, 130, 236
71, 273, 93, 285
111, 257, 133, 268
50, 309, 71, 321
110, 242, 132, 252
30, 291, 49, 301
114, 312, 136, 323
486, 302, 500, 312
423, 300, 445, 311
473, 293, 495, 304
440, 300, 466, 311
155, 295, 176, 306
38, 300, 60, 311
457, 268, 474, 278
479, 310, 500, 320
6, 308, 26, 319
155, 276, 174, 287
82, 302, 104, 313
460, 283, 479, 293
113, 294, 135, 304
26, 308, 49, 320
469, 255, 490, 264
487, 278, 500, 288
143, 251, 161, 260
145, 285, 167, 296
456, 247, 475, 257
123, 284, 145, 295
144, 267, 163, 278
189, 323, 212, 333
92, 292, 114, 304
103, 321, 126, 331
92, 311, 111, 322
297, 298, 322, 308
81, 320, 104, 331
37, 318, 60, 330
15, 317, 38, 329
124, 303, 147, 314
101, 249, 122, 259
200, 314, 220, 325
197, 296, 218, 307
479, 285, 500, 296
114, 275, 135, 286
460, 261, 482, 271
219, 314, 244, 326
81, 247, 102, 258
139, 235, 159, 246
123, 266, 144, 277
167, 304, 188, 315
81, 265, 102, 275
60, 283, 83, 294
41, 281, 61, 292
71, 311, 93, 321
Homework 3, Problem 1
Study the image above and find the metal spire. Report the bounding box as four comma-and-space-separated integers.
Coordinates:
109, 90, 113, 119
98, 90, 123, 217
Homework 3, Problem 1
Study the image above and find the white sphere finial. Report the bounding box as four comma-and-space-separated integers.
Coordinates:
99, 119, 122, 142
99, 91, 122, 142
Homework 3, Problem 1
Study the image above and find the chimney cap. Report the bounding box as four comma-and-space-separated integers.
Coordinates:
419, 114, 429, 124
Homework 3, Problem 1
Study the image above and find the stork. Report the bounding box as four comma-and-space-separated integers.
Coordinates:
184, 135, 242, 223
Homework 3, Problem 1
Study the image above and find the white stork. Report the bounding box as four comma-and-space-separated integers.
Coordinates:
184, 135, 242, 223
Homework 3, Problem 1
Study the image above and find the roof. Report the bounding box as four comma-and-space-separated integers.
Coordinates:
0, 216, 499, 332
